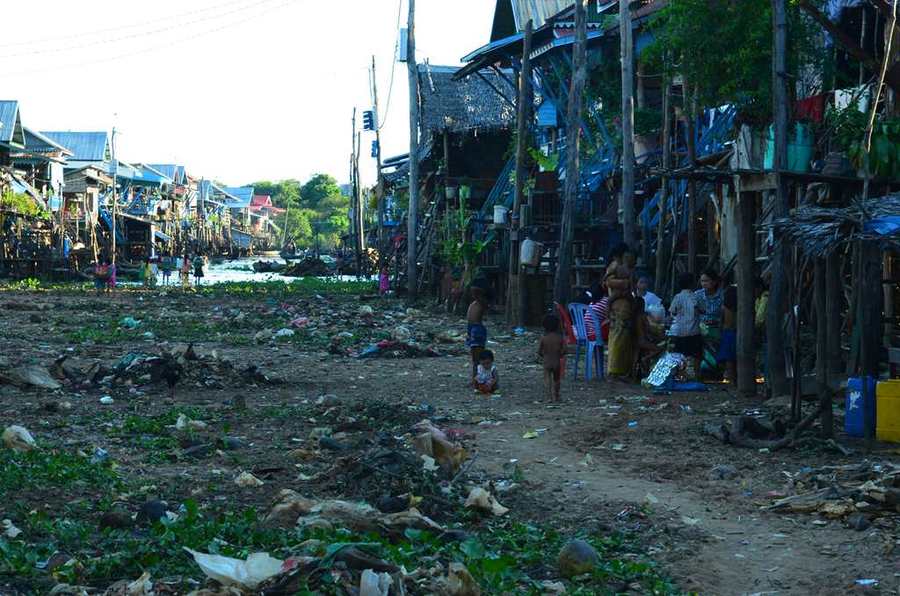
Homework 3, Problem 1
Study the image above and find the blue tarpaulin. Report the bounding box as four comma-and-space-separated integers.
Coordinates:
864, 216, 900, 237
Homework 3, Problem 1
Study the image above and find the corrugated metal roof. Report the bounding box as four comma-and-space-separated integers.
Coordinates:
148, 164, 187, 185
23, 127, 73, 155
224, 186, 254, 209
0, 101, 25, 146
41, 131, 109, 161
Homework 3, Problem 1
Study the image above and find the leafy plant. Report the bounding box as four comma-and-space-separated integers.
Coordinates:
0, 190, 49, 219
848, 118, 900, 179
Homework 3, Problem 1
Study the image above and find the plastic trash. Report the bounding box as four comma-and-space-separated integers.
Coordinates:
2, 519, 22, 539
275, 328, 295, 338
464, 487, 509, 516
100, 396, 115, 405
359, 569, 392, 596
120, 317, 142, 329
234, 471, 264, 488
184, 548, 284, 590
90, 448, 109, 464
513, 327, 526, 336
2, 425, 36, 452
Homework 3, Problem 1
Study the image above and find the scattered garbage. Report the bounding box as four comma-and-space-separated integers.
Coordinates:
708, 464, 739, 481
2, 425, 36, 452
120, 316, 142, 329
557, 539, 599, 578
357, 340, 440, 359
764, 462, 900, 521
185, 549, 284, 591
2, 519, 22, 539
464, 487, 509, 516
445, 562, 482, 596
90, 448, 110, 465
0, 363, 62, 390
100, 396, 115, 405
235, 471, 265, 488
412, 420, 468, 474
359, 569, 393, 596
275, 328, 295, 338
174, 414, 208, 431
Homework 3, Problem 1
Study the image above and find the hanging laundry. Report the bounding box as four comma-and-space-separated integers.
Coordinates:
794, 93, 826, 123
834, 84, 871, 112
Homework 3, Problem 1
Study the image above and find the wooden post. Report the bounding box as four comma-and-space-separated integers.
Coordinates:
372, 56, 386, 262
620, 0, 636, 249
815, 258, 833, 436
767, 0, 791, 396
655, 79, 672, 297
826, 250, 843, 377
553, 0, 588, 305
507, 19, 533, 326
685, 83, 697, 274
736, 188, 757, 396
406, 0, 419, 300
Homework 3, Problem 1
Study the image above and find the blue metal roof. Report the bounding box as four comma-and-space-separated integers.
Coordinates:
135, 164, 173, 186
23, 127, 73, 155
41, 131, 109, 161
148, 164, 186, 185
461, 32, 523, 63
0, 101, 24, 146
224, 186, 255, 209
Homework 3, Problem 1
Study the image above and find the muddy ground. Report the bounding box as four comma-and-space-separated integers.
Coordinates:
0, 284, 898, 595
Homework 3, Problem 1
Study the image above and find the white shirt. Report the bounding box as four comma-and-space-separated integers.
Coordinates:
669, 290, 700, 337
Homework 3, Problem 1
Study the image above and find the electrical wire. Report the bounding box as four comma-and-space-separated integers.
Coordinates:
377, 0, 404, 132
0, 0, 286, 60
0, 0, 299, 77
865, 0, 897, 152
0, 0, 257, 49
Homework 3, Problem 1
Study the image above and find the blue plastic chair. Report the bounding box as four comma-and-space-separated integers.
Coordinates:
585, 307, 605, 381
567, 303, 588, 379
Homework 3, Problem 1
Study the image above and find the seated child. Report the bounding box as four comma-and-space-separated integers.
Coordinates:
538, 314, 567, 402
474, 350, 499, 394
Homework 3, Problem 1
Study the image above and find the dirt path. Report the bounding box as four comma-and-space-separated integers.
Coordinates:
1, 290, 896, 594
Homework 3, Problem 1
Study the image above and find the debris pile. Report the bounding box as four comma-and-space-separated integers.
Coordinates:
765, 462, 900, 524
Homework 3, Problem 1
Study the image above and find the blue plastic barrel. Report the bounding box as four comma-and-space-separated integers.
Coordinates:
845, 376, 877, 437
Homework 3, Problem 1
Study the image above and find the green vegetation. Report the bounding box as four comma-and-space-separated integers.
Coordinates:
250, 173, 350, 249
0, 500, 679, 594
0, 449, 122, 496
198, 278, 374, 298
0, 190, 50, 219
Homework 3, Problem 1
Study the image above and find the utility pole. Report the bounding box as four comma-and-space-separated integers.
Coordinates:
768, 0, 790, 396
507, 19, 533, 326
685, 81, 697, 275
351, 108, 361, 273
655, 78, 672, 297
406, 0, 419, 299
553, 0, 587, 305
620, 0, 636, 249
355, 130, 364, 273
111, 127, 118, 264
372, 55, 386, 258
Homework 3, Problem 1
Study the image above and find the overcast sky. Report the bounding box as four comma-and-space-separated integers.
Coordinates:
1, 0, 494, 187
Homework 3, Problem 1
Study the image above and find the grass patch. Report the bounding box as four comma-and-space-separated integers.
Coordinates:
0, 502, 680, 594
0, 449, 122, 496
198, 278, 375, 299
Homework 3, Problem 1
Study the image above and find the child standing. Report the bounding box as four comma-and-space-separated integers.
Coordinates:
474, 350, 499, 394
192, 254, 205, 287
466, 286, 488, 381
538, 313, 567, 402
669, 272, 702, 377
718, 285, 738, 385
180, 254, 191, 289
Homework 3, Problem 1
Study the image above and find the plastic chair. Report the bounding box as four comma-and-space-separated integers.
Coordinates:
585, 307, 605, 381
567, 303, 588, 379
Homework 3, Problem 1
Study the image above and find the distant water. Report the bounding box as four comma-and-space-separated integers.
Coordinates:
152, 257, 369, 286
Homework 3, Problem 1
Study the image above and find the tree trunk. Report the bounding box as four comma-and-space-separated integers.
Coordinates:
507, 20, 533, 326
620, 0, 636, 249
553, 0, 588, 305
767, 0, 790, 396
655, 79, 672, 298
406, 0, 419, 300
737, 189, 757, 397
815, 258, 833, 437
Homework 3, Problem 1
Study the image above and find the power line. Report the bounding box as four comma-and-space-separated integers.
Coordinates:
0, 0, 287, 60
0, 0, 258, 49
376, 0, 403, 132
0, 0, 299, 77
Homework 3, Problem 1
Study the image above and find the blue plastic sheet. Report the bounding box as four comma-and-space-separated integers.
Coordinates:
864, 216, 900, 237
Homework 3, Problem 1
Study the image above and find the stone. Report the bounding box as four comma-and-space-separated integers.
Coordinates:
99, 510, 133, 531
557, 539, 599, 578
708, 464, 739, 481
136, 500, 168, 525
846, 512, 871, 531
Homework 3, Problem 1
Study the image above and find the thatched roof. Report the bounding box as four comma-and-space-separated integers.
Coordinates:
768, 194, 900, 256
417, 64, 515, 136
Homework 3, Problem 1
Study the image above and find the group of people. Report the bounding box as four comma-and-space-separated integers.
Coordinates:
458, 241, 771, 404
579, 243, 768, 385
92, 253, 208, 291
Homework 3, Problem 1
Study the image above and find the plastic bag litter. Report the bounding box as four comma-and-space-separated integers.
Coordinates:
464, 487, 509, 516
359, 569, 392, 596
3, 425, 36, 452
3, 519, 22, 538
642, 352, 686, 388
0, 365, 62, 390
184, 549, 283, 590
275, 328, 295, 338
120, 317, 142, 330
234, 471, 264, 488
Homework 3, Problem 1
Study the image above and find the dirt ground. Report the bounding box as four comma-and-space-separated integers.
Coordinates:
1, 286, 899, 595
